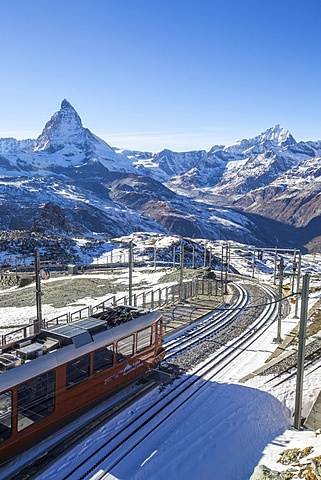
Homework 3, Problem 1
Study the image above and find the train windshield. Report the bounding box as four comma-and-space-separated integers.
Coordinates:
116, 335, 134, 362
137, 327, 153, 352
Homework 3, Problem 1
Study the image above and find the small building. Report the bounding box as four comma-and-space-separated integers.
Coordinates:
67, 264, 78, 275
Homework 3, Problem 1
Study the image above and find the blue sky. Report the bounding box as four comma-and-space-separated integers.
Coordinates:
1, 0, 321, 152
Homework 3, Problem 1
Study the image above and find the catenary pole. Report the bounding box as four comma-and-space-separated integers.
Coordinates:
34, 248, 42, 334
224, 245, 229, 295
293, 273, 310, 430
128, 241, 133, 305
273, 247, 277, 285
292, 248, 297, 292
294, 251, 302, 319
252, 247, 255, 278
179, 240, 184, 300
180, 241, 184, 286
274, 256, 284, 343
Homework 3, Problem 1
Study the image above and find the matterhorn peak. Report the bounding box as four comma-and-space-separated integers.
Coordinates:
35, 99, 86, 152
59, 99, 82, 122
61, 98, 74, 109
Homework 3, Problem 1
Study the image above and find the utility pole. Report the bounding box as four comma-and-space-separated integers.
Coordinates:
294, 251, 302, 319
128, 241, 134, 305
180, 241, 184, 286
153, 246, 156, 271
179, 241, 184, 300
273, 247, 277, 285
274, 256, 284, 343
293, 274, 310, 430
291, 248, 297, 292
221, 245, 224, 285
192, 245, 195, 268
252, 247, 256, 278
34, 248, 42, 334
173, 245, 176, 268
224, 245, 229, 295
203, 244, 207, 267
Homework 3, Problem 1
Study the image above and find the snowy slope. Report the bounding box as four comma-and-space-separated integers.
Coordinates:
167, 125, 317, 194
0, 100, 136, 174
1, 251, 321, 480
2, 100, 321, 250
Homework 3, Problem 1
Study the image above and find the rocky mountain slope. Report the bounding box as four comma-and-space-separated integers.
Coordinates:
1, 99, 321, 256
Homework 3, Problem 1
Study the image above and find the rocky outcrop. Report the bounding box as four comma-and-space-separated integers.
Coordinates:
250, 447, 321, 480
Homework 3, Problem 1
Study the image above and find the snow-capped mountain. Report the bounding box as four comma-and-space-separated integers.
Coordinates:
0, 137, 36, 155
2, 99, 321, 254
221, 124, 296, 156
123, 148, 207, 183
167, 125, 319, 194
35, 98, 93, 152
0, 99, 136, 174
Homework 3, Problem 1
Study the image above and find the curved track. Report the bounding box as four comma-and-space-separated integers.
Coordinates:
164, 283, 249, 361
30, 282, 278, 480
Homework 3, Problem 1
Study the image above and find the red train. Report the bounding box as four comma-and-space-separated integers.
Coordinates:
0, 306, 165, 466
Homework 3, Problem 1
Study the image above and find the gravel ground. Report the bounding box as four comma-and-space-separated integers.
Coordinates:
259, 338, 321, 377
0, 267, 209, 309
0, 274, 129, 309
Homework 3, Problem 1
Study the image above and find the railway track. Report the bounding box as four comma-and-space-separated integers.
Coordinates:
27, 281, 278, 480
1, 283, 243, 480
263, 339, 321, 388
164, 283, 249, 362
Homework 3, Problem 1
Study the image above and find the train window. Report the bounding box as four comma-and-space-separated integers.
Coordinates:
66, 354, 90, 388
17, 371, 55, 432
0, 391, 12, 442
94, 345, 114, 374
137, 327, 152, 352
116, 334, 134, 362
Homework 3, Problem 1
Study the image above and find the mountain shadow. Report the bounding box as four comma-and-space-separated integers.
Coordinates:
234, 210, 310, 253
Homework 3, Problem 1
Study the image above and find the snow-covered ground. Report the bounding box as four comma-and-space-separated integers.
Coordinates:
2, 292, 319, 480
1, 239, 321, 479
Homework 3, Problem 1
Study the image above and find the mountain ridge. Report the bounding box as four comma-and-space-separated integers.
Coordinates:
1, 100, 321, 253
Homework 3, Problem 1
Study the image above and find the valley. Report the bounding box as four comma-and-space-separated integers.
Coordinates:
1, 100, 321, 259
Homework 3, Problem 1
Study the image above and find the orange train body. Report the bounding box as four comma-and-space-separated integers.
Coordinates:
0, 306, 165, 465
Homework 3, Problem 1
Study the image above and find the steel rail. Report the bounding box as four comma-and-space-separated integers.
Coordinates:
164, 283, 249, 361
47, 283, 277, 480
4, 285, 246, 479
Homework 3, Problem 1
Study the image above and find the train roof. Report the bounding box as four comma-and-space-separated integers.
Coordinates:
0, 307, 162, 392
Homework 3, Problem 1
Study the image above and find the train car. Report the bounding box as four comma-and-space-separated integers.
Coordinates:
0, 305, 165, 466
